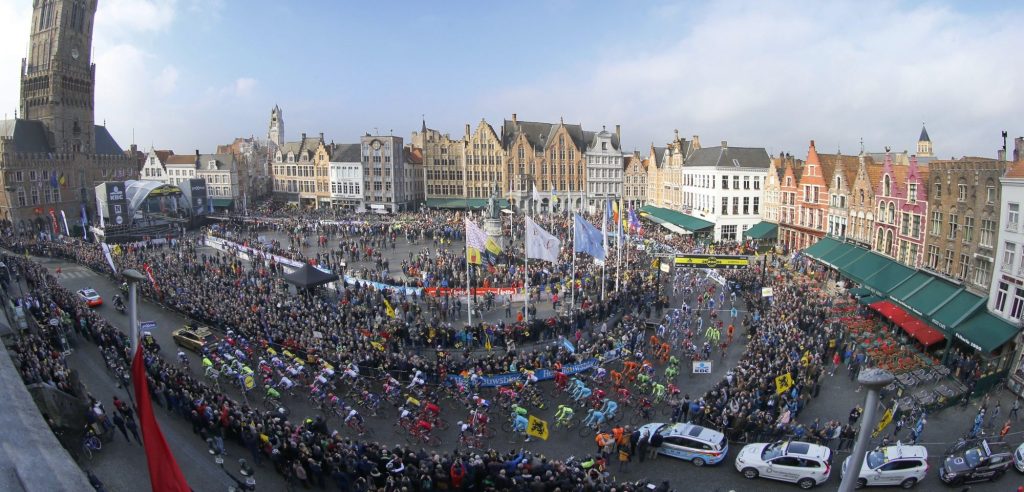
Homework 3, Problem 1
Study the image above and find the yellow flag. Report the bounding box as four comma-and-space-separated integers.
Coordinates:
384, 299, 396, 319
526, 415, 549, 440
370, 341, 384, 352
467, 247, 482, 265
774, 372, 794, 395
484, 333, 492, 351
112, 244, 123, 255
872, 406, 895, 438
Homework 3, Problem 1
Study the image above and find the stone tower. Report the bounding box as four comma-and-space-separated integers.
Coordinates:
20, 0, 98, 153
268, 105, 284, 147
917, 125, 932, 157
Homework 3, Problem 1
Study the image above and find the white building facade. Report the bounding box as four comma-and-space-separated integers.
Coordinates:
681, 142, 770, 242
327, 143, 363, 209
584, 126, 623, 213
992, 152, 1024, 395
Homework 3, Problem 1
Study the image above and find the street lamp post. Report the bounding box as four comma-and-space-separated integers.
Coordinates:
838, 367, 895, 492
122, 269, 146, 352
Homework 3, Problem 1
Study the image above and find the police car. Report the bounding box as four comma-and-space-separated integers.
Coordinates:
939, 439, 1012, 485
841, 443, 928, 488
636, 422, 728, 466
1015, 443, 1024, 472
77, 288, 103, 307
735, 440, 833, 489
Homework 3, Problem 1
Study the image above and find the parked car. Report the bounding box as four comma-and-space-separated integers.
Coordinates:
636, 422, 728, 466
735, 440, 832, 489
1014, 443, 1024, 473
77, 288, 103, 307
841, 443, 928, 488
172, 325, 217, 353
939, 439, 1012, 485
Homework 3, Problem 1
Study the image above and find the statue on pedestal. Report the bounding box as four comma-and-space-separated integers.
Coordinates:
486, 183, 500, 219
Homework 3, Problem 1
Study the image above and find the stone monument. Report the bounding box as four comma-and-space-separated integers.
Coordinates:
483, 184, 505, 250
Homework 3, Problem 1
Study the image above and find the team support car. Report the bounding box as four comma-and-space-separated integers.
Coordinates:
172, 325, 217, 353
939, 439, 1013, 485
637, 422, 728, 466
841, 443, 928, 489
77, 288, 103, 307
735, 440, 833, 489
1014, 443, 1024, 472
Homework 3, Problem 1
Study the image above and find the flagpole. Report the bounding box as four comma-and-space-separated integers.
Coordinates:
524, 217, 530, 323
601, 200, 607, 302
615, 197, 622, 292
465, 161, 472, 329
570, 210, 577, 321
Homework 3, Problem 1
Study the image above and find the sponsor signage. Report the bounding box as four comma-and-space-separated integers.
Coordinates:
692, 361, 712, 374
188, 178, 209, 215
104, 182, 129, 226
674, 254, 750, 269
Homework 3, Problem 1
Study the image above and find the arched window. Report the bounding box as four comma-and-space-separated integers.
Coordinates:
888, 202, 896, 224
876, 228, 884, 251
878, 202, 886, 223
885, 229, 894, 255
883, 175, 891, 196
835, 176, 842, 189
859, 190, 865, 206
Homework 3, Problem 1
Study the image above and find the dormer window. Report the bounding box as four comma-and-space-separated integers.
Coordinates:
908, 183, 917, 203
883, 175, 891, 196
208, 160, 217, 170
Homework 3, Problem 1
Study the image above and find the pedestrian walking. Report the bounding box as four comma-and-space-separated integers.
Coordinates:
849, 406, 862, 426
124, 413, 141, 444
618, 446, 630, 472
1011, 398, 1020, 421
635, 430, 649, 463
112, 412, 133, 443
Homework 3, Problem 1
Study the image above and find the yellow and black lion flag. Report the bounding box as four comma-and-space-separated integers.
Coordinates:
384, 299, 396, 319
527, 415, 549, 440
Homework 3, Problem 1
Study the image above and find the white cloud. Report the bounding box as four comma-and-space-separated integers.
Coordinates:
233, 77, 257, 98
154, 65, 179, 95
0, 0, 31, 119
94, 0, 179, 37
487, 1, 1024, 157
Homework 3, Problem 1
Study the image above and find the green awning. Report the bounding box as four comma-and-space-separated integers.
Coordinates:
833, 248, 870, 270
844, 252, 893, 284
895, 277, 960, 320
888, 272, 934, 301
639, 206, 714, 232
859, 294, 885, 305
802, 237, 842, 260
744, 221, 778, 239
930, 290, 986, 332
211, 198, 234, 207
861, 260, 916, 296
848, 287, 872, 298
819, 242, 857, 266
425, 198, 510, 210
954, 311, 1021, 354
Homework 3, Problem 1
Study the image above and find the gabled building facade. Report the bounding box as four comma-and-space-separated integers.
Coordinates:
413, 122, 465, 203
272, 132, 321, 206
465, 119, 506, 200
822, 151, 860, 239
502, 115, 587, 212
780, 140, 829, 250
847, 154, 880, 247
584, 126, 623, 213
623, 151, 647, 209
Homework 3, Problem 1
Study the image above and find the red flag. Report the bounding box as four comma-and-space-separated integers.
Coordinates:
131, 346, 191, 491
142, 263, 160, 294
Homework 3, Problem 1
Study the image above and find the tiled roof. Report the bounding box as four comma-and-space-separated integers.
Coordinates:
330, 143, 361, 162
865, 162, 884, 193
94, 125, 124, 155
1006, 160, 1024, 179
165, 154, 196, 166
818, 153, 861, 188
684, 145, 770, 169
501, 119, 587, 151
0, 119, 51, 153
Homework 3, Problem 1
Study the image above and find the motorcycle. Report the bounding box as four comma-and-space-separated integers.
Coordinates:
114, 300, 126, 314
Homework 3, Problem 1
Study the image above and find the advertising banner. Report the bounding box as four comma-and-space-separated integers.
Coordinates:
105, 181, 129, 226
188, 178, 209, 216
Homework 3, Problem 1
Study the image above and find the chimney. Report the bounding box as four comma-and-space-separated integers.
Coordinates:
721, 140, 728, 149
615, 124, 621, 144
512, 113, 517, 124
194, 149, 200, 169
1015, 137, 1023, 162
301, 132, 306, 141
319, 132, 324, 141
465, 124, 471, 138
691, 135, 701, 149
999, 149, 1006, 161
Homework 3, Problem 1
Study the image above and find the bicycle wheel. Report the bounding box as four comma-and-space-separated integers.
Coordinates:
500, 420, 514, 434
433, 418, 450, 430
478, 425, 496, 438
577, 424, 595, 439
89, 436, 102, 452
81, 442, 92, 460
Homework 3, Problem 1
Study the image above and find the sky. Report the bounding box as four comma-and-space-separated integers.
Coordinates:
1, 0, 1021, 159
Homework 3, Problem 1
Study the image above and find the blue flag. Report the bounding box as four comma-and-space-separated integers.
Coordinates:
573, 214, 605, 261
